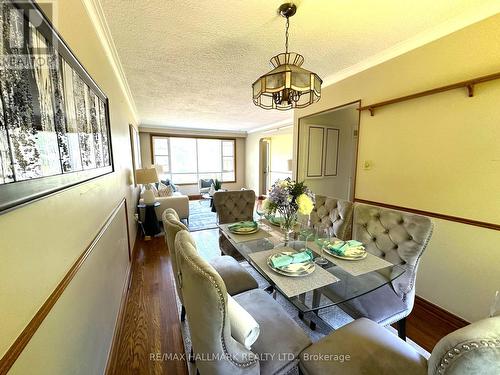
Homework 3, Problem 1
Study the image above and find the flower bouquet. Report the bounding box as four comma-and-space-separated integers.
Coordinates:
262, 178, 314, 242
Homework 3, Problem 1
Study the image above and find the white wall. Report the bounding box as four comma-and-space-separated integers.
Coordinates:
0, 0, 138, 371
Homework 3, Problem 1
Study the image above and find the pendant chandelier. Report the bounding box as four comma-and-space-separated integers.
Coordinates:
252, 3, 322, 110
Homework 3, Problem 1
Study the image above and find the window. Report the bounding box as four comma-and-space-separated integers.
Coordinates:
152, 136, 236, 184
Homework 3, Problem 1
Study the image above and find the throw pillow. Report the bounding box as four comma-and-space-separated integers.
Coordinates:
161, 179, 179, 192
149, 184, 159, 197
158, 182, 174, 197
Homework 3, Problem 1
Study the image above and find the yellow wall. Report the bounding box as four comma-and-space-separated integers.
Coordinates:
246, 129, 293, 194
293, 14, 500, 322
139, 129, 246, 194
0, 0, 138, 371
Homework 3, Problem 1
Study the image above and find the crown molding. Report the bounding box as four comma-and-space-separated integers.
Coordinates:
139, 124, 247, 138
247, 118, 294, 134
321, 3, 500, 88
81, 0, 139, 123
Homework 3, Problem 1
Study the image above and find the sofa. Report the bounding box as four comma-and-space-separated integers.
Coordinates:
139, 188, 189, 221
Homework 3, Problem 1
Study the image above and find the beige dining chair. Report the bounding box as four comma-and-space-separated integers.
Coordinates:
175, 229, 312, 375
319, 203, 433, 340
309, 195, 353, 240
213, 190, 256, 259
162, 208, 258, 321
300, 316, 500, 375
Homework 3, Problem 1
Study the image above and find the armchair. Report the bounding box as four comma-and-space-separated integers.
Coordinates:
199, 178, 215, 195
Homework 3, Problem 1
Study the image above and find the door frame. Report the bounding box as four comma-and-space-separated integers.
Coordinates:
259, 138, 271, 196
296, 99, 362, 201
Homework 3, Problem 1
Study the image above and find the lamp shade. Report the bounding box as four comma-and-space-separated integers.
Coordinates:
135, 167, 159, 185
252, 53, 322, 110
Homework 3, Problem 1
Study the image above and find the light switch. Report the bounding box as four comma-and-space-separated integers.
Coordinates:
363, 160, 373, 170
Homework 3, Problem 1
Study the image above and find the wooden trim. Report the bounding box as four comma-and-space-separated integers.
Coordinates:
354, 198, 500, 231
150, 134, 237, 184
306, 126, 324, 178
359, 71, 500, 116
0, 198, 128, 375
323, 128, 340, 177
296, 99, 362, 202
104, 231, 138, 375
401, 296, 469, 352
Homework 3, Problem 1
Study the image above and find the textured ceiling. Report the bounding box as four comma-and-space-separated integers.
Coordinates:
99, 0, 498, 131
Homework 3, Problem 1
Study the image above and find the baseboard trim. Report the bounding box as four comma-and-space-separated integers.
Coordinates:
104, 231, 138, 374
403, 296, 469, 352
0, 198, 129, 375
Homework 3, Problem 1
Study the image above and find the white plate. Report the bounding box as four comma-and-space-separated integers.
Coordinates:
323, 248, 367, 261
267, 251, 315, 277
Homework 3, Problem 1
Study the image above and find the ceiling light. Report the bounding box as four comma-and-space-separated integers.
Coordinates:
252, 2, 322, 111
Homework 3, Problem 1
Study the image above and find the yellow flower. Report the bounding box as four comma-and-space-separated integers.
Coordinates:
297, 194, 314, 215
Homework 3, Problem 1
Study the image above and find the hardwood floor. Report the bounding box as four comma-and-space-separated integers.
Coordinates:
107, 235, 188, 375
107, 225, 465, 373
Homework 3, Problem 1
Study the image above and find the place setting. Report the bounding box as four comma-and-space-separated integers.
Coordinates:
307, 228, 394, 277
219, 220, 272, 243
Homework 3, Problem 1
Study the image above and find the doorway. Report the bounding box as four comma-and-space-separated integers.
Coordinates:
259, 138, 271, 196
296, 101, 360, 201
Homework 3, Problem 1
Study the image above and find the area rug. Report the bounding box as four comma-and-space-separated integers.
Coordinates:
188, 199, 217, 231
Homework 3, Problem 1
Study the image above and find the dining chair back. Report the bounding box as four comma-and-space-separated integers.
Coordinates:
176, 229, 311, 375
213, 190, 256, 224
299, 316, 500, 375
353, 203, 433, 310
175, 230, 260, 374
309, 195, 353, 240
162, 208, 189, 305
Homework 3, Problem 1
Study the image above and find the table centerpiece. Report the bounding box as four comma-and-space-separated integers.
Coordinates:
263, 178, 314, 242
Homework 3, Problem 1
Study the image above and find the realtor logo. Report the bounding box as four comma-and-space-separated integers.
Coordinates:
0, 0, 58, 69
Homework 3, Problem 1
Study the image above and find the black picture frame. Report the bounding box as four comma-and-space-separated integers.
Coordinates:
0, 0, 114, 214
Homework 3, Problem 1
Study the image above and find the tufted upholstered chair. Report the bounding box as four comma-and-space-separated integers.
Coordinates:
175, 230, 312, 375
213, 190, 256, 259
320, 203, 433, 339
299, 316, 500, 375
309, 195, 353, 240
162, 208, 258, 321
213, 190, 256, 224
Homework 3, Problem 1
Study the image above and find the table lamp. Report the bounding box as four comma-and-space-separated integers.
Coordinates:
136, 167, 159, 205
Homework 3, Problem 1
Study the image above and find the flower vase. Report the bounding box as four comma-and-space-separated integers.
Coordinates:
280, 213, 297, 244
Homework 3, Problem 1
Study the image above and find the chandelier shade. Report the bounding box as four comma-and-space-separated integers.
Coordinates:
252, 3, 322, 111
252, 52, 322, 110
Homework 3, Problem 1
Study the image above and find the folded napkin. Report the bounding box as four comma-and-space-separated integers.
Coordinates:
270, 249, 313, 269
228, 221, 257, 232
326, 240, 366, 257
227, 295, 260, 349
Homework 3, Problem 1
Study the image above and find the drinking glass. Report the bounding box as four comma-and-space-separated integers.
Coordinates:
255, 200, 265, 226
315, 225, 330, 265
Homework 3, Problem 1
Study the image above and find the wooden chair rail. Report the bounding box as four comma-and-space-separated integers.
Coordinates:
359, 71, 500, 116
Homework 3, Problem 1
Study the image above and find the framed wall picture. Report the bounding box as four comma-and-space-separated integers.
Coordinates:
0, 0, 113, 214
129, 124, 141, 186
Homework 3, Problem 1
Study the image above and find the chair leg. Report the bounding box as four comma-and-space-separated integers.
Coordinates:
397, 317, 406, 341
181, 305, 186, 322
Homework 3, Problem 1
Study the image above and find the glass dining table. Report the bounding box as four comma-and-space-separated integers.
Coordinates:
219, 220, 406, 330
